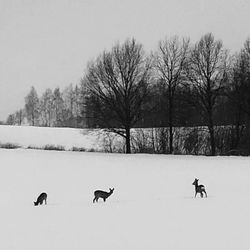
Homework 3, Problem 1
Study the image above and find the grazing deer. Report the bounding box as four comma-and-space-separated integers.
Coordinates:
34, 192, 47, 206
192, 179, 207, 198
93, 188, 114, 203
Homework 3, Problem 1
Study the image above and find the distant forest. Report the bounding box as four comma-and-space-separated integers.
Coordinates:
5, 33, 250, 155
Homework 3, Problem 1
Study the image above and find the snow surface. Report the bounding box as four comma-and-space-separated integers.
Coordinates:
0, 147, 250, 250
0, 125, 103, 150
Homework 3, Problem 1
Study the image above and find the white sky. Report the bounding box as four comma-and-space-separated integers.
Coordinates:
0, 0, 249, 121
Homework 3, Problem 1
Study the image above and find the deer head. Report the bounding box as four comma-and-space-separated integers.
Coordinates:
192, 178, 199, 185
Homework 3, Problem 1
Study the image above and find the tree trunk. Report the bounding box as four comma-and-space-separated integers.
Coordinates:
125, 127, 131, 154
206, 80, 216, 156
32, 112, 35, 126
233, 107, 242, 150
208, 111, 216, 156
168, 88, 174, 154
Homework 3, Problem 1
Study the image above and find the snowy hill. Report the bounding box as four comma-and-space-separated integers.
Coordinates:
0, 125, 110, 151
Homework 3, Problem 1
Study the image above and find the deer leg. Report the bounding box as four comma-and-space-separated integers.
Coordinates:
195, 192, 197, 198
103, 198, 106, 202
93, 197, 96, 203
203, 190, 207, 198
200, 192, 203, 198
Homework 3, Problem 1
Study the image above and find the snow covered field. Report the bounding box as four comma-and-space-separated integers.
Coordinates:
0, 125, 105, 151
0, 148, 250, 250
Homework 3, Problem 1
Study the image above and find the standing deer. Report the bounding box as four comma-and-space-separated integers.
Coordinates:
93, 188, 114, 203
192, 179, 207, 198
34, 192, 47, 206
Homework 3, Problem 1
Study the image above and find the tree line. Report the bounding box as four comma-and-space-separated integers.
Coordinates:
6, 33, 250, 155
7, 84, 84, 128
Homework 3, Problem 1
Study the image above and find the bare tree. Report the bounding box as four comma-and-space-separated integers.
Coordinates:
25, 86, 39, 126
84, 38, 151, 153
187, 33, 228, 155
225, 38, 250, 152
6, 114, 15, 125
53, 87, 64, 127
154, 36, 189, 154
40, 88, 54, 127
15, 109, 24, 125
62, 84, 80, 127
63, 84, 75, 119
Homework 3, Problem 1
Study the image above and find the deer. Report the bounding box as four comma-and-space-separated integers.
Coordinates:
93, 188, 114, 203
192, 179, 207, 198
34, 192, 47, 206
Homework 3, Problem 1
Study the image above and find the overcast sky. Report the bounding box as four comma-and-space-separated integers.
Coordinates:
0, 0, 249, 121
